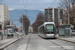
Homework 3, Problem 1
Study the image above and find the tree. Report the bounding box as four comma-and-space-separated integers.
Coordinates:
59, 0, 75, 29
19, 14, 30, 35
32, 12, 45, 33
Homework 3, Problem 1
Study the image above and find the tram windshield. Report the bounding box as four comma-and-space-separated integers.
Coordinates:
45, 24, 54, 32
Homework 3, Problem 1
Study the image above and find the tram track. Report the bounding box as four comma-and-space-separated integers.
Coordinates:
57, 38, 75, 44
47, 39, 70, 50
26, 35, 31, 50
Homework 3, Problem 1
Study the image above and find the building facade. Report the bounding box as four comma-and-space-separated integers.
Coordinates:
28, 26, 33, 33
0, 4, 9, 33
45, 8, 63, 26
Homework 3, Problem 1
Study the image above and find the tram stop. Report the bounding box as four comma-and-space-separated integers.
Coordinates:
6, 25, 16, 38
58, 24, 71, 37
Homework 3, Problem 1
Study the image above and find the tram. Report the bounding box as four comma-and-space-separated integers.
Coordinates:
38, 22, 56, 38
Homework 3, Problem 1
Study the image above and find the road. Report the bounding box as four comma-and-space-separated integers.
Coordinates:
5, 34, 75, 50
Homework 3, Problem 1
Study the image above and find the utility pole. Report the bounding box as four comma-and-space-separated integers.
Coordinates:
52, 8, 54, 22
22, 15, 24, 37
43, 15, 45, 23
68, 12, 70, 24
48, 8, 50, 22
58, 7, 60, 25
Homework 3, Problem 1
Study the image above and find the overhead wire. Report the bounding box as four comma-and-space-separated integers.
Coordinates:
23, 0, 28, 17
49, 0, 56, 8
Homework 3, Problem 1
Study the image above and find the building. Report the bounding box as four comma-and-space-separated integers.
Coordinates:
28, 26, 33, 33
45, 8, 63, 26
72, 0, 75, 5
0, 4, 9, 34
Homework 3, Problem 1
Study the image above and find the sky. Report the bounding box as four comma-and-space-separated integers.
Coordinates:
0, 0, 60, 11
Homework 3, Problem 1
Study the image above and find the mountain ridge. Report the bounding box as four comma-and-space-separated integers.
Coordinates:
9, 9, 44, 27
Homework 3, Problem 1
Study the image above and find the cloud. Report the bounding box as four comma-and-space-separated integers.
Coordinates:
9, 8, 15, 10
1, 0, 60, 10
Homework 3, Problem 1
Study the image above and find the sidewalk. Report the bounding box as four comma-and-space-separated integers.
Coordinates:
0, 37, 17, 46
58, 37, 75, 43
0, 35, 7, 40
56, 33, 75, 43
0, 36, 21, 50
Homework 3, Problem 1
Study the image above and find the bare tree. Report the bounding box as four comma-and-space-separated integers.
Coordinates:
19, 14, 30, 34
59, 0, 75, 24
32, 12, 45, 33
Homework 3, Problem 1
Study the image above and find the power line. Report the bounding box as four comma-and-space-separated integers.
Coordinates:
49, 0, 56, 7
23, 0, 28, 16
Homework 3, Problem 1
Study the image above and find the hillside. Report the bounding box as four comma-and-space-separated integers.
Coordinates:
9, 9, 44, 26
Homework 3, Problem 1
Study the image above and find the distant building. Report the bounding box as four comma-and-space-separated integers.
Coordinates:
45, 8, 63, 26
0, 4, 9, 33
28, 26, 33, 33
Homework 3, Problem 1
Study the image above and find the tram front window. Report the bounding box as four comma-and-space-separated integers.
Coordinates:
45, 24, 54, 32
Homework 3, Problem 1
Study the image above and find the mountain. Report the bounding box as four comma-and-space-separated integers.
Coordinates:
9, 9, 44, 27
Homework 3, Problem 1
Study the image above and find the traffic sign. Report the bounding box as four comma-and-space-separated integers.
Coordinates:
3, 30, 5, 32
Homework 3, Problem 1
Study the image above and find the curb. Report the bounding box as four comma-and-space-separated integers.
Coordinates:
57, 38, 75, 44
0, 37, 22, 50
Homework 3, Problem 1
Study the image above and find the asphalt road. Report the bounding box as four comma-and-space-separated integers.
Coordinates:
5, 34, 75, 50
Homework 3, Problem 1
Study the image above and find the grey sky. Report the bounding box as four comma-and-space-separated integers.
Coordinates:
1, 0, 60, 11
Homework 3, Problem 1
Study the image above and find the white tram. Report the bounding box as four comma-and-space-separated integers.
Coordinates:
38, 22, 56, 38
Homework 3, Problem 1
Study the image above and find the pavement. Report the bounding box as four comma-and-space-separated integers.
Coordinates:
56, 32, 75, 44
58, 37, 75, 44
4, 34, 75, 50
0, 35, 7, 40
0, 35, 22, 50
5, 34, 30, 50
0, 33, 75, 50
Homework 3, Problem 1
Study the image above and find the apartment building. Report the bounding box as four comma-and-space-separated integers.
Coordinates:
0, 4, 9, 33
45, 8, 63, 26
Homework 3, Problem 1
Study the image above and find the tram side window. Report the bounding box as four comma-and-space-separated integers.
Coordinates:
39, 27, 42, 34
38, 28, 40, 33
40, 26, 44, 34
42, 26, 44, 33
0, 25, 2, 30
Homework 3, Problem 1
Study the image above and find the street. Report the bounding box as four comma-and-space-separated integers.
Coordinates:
0, 0, 75, 50
5, 34, 75, 50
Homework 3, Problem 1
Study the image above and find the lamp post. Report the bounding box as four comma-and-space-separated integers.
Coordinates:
68, 12, 70, 24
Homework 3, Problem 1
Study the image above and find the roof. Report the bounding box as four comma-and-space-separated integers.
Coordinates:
44, 22, 55, 25
6, 25, 16, 28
